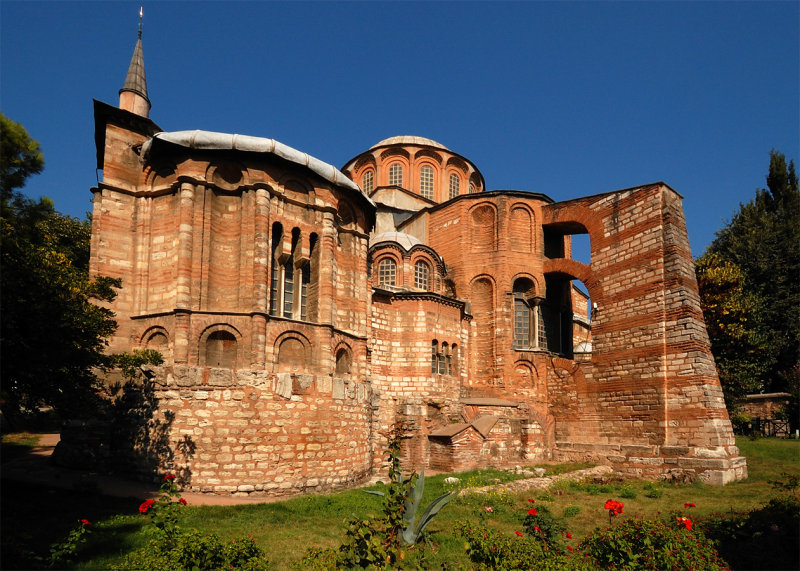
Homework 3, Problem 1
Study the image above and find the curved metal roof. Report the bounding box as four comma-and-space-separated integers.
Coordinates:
141, 130, 372, 205
369, 231, 423, 249
369, 136, 449, 151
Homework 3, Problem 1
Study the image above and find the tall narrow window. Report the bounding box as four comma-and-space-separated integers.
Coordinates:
378, 258, 396, 287
442, 342, 450, 375
389, 163, 403, 187
431, 340, 439, 374
362, 170, 374, 193
419, 165, 434, 199
414, 260, 430, 290
300, 263, 310, 321
283, 229, 300, 318
514, 297, 531, 349
269, 223, 283, 316
469, 181, 477, 194
449, 173, 460, 199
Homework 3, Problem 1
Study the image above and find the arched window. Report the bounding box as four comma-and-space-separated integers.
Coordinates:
335, 348, 351, 376
389, 163, 403, 187
269, 223, 283, 316
378, 258, 396, 287
468, 181, 477, 194
362, 170, 374, 193
270, 224, 310, 321
449, 174, 460, 199
441, 342, 450, 375
205, 330, 237, 368
414, 260, 430, 291
419, 165, 434, 199
513, 278, 545, 350
431, 340, 439, 374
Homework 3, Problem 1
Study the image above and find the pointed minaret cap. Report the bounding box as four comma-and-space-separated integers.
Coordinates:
119, 13, 151, 118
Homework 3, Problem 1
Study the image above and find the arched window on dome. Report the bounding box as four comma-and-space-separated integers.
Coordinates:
414, 260, 430, 291
378, 258, 396, 287
362, 170, 374, 193
449, 174, 460, 199
389, 163, 403, 187
419, 165, 434, 200
469, 181, 477, 194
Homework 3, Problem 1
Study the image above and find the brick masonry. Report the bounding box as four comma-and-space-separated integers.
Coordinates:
87, 101, 746, 495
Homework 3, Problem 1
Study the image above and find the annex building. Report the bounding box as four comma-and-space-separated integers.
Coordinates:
88, 31, 746, 495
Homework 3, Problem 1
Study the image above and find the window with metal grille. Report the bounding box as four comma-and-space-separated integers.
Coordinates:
449, 173, 460, 199
468, 181, 477, 194
420, 165, 434, 199
389, 163, 403, 187
362, 170, 374, 193
414, 260, 430, 290
378, 258, 396, 287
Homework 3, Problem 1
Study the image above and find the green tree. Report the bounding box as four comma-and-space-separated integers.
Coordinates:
701, 150, 800, 407
0, 117, 120, 422
695, 252, 770, 407
1, 112, 44, 201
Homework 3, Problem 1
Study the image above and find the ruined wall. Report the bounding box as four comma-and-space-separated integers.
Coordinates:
542, 184, 746, 484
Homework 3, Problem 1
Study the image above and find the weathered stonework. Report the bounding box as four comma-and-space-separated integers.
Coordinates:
85, 39, 746, 495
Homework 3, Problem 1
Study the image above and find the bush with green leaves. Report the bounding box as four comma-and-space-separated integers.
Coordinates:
522, 502, 567, 549
696, 492, 799, 571
48, 518, 93, 568
562, 505, 581, 518
578, 516, 728, 570
458, 523, 578, 570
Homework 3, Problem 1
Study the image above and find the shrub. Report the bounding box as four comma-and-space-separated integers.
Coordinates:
696, 493, 800, 571
619, 485, 638, 499
562, 505, 581, 518
642, 482, 664, 499
522, 503, 567, 548
458, 523, 578, 570
579, 517, 728, 570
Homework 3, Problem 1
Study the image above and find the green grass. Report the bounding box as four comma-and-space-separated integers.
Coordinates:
3, 436, 798, 569
1, 431, 42, 463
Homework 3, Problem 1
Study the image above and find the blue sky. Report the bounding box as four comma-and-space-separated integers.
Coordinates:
2, 1, 797, 258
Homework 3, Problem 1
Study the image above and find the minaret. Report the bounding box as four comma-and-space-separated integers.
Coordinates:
118, 7, 151, 117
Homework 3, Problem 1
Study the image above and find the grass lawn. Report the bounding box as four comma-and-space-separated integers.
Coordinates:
2, 436, 798, 569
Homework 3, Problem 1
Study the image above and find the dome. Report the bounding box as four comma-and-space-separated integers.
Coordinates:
370, 231, 423, 250
369, 136, 449, 151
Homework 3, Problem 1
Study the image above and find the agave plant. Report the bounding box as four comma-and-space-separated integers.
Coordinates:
367, 469, 454, 545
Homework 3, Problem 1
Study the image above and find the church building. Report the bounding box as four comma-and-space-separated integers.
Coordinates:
88, 29, 746, 495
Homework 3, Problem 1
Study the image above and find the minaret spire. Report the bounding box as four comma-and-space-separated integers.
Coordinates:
119, 6, 151, 118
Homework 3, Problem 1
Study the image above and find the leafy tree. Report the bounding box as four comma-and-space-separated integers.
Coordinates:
700, 150, 800, 410
695, 252, 770, 407
0, 117, 120, 422
1, 112, 44, 201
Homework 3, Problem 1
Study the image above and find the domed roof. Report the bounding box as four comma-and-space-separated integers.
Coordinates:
370, 231, 423, 250
370, 136, 449, 151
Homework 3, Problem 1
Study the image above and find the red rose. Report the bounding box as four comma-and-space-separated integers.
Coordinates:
164, 474, 176, 482
178, 498, 187, 505
604, 499, 624, 515
684, 502, 696, 508
566, 532, 572, 539
534, 526, 541, 532
515, 531, 523, 537
528, 508, 537, 516
139, 499, 155, 514
81, 519, 91, 526
528, 499, 535, 503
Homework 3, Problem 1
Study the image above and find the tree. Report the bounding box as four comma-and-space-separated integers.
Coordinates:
1, 112, 44, 201
695, 252, 770, 407
700, 150, 800, 407
0, 117, 120, 422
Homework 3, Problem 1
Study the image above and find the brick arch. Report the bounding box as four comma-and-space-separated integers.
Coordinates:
446, 156, 469, 174
380, 147, 410, 161
469, 275, 496, 381
205, 161, 249, 191
541, 203, 604, 260
469, 202, 497, 251
509, 204, 535, 253
139, 325, 170, 347
333, 341, 353, 376
353, 155, 377, 175
274, 330, 312, 373
198, 323, 243, 369
413, 149, 443, 165
542, 258, 592, 287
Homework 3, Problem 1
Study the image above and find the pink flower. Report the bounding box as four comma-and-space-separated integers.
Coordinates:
483, 505, 493, 513
534, 526, 541, 532
515, 531, 523, 537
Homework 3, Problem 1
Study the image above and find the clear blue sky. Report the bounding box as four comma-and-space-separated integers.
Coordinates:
2, 1, 797, 258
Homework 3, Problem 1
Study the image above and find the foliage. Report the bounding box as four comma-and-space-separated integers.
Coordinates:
696, 489, 800, 571
47, 518, 92, 568
562, 505, 582, 518
522, 502, 567, 548
578, 516, 729, 570
695, 252, 769, 407
642, 482, 664, 499
701, 150, 800, 411
0, 116, 121, 422
139, 474, 187, 542
458, 522, 576, 570
0, 112, 44, 199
